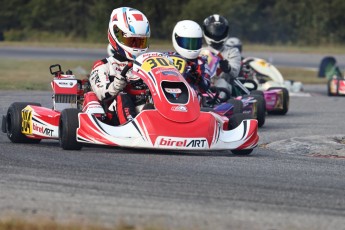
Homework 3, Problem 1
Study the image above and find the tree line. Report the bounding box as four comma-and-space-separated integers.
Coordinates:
1, 0, 344, 45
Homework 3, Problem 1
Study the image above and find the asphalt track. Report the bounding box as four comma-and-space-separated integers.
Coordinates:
0, 85, 345, 230
0, 47, 345, 229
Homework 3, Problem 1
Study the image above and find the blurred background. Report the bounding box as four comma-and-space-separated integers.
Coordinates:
1, 0, 344, 45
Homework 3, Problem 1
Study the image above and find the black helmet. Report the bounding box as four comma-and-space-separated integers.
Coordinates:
202, 14, 229, 50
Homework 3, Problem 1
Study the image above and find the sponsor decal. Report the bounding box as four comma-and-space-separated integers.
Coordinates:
156, 137, 208, 148
142, 52, 164, 58
161, 70, 179, 76
111, 62, 127, 67
33, 123, 54, 136
21, 108, 32, 135
165, 88, 182, 94
94, 75, 101, 84
171, 105, 187, 112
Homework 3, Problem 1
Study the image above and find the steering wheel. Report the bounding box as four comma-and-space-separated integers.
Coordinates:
237, 78, 258, 91
202, 86, 232, 107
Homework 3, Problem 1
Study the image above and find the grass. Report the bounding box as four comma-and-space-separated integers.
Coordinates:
0, 40, 332, 90
1, 40, 345, 54
0, 59, 93, 90
278, 67, 327, 84
0, 217, 165, 230
0, 40, 173, 50
243, 43, 345, 54
0, 58, 326, 91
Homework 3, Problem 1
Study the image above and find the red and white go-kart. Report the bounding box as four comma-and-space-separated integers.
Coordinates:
2, 52, 259, 155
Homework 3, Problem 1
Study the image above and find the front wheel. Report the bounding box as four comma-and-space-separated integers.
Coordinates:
5, 102, 42, 143
228, 113, 253, 130
231, 149, 253, 155
228, 113, 255, 155
59, 109, 82, 150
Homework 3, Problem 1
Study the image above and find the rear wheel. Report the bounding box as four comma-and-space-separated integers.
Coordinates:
252, 94, 266, 127
5, 102, 42, 143
267, 87, 289, 115
327, 79, 333, 96
59, 108, 82, 150
250, 90, 264, 97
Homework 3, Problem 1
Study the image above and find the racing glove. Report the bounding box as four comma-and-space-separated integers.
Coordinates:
108, 75, 127, 96
186, 64, 202, 85
219, 59, 231, 73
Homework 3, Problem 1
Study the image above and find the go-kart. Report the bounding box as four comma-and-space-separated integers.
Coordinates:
199, 48, 266, 127
2, 52, 259, 155
168, 54, 245, 120
1, 64, 89, 143
240, 57, 290, 115
318, 56, 345, 96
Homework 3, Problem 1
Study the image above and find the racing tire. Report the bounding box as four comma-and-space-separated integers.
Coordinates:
327, 80, 333, 96
267, 87, 289, 115
228, 113, 254, 156
59, 108, 82, 150
231, 149, 254, 156
227, 99, 243, 114
252, 94, 266, 127
250, 90, 264, 97
228, 113, 253, 130
5, 102, 42, 143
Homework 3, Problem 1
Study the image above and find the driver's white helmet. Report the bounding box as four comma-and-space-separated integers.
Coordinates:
108, 7, 150, 60
172, 20, 203, 60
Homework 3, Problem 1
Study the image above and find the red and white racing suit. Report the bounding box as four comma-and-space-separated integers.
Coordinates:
89, 53, 139, 125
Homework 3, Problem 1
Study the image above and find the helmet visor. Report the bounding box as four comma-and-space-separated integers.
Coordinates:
115, 27, 148, 49
204, 24, 228, 42
175, 35, 202, 51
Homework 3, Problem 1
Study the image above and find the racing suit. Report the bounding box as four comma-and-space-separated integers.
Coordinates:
89, 52, 139, 125
211, 45, 242, 94
184, 56, 211, 93
167, 52, 211, 93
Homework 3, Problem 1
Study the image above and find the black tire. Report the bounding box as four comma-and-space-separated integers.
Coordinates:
228, 113, 254, 156
5, 102, 42, 143
267, 87, 289, 115
231, 149, 254, 155
327, 79, 333, 96
252, 94, 266, 127
250, 90, 264, 97
227, 99, 243, 114
228, 113, 253, 130
59, 108, 82, 150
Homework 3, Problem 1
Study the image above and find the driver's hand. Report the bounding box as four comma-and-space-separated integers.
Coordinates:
109, 75, 127, 95
219, 60, 231, 73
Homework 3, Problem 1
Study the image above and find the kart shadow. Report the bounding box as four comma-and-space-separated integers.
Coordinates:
36, 140, 256, 157
85, 145, 258, 157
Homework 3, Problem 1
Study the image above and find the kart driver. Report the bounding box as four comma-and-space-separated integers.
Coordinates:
202, 14, 242, 94
169, 20, 210, 93
89, 7, 150, 126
